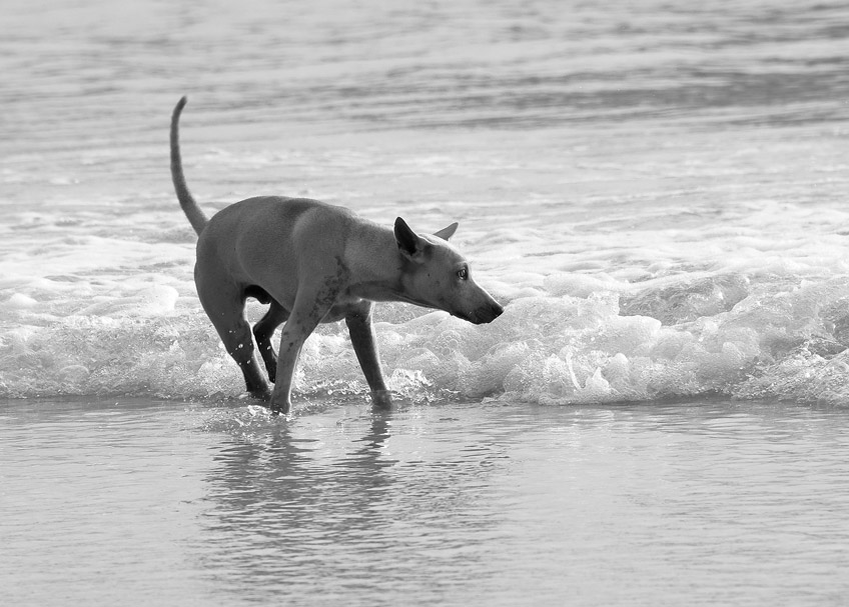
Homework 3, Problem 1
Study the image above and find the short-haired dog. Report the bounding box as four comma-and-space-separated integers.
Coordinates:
170, 97, 503, 413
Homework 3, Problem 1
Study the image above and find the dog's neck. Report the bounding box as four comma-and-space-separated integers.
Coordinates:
344, 222, 407, 302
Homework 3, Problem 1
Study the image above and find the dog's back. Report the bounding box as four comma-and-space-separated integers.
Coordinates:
196, 196, 361, 305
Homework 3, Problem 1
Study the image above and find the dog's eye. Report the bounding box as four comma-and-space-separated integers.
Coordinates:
457, 267, 468, 281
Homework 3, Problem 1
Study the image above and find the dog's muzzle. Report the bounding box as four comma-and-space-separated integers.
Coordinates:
470, 302, 504, 325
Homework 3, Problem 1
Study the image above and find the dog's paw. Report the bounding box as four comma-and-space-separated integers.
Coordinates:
370, 390, 394, 410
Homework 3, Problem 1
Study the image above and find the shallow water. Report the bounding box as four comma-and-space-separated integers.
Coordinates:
3, 0, 849, 604
2, 397, 848, 606
2, 0, 849, 405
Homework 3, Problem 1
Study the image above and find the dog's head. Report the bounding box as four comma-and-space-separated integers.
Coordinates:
394, 217, 503, 324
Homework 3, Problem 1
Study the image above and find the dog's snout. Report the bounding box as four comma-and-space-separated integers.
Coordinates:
472, 302, 504, 324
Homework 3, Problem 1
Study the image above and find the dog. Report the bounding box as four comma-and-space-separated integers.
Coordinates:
170, 96, 503, 413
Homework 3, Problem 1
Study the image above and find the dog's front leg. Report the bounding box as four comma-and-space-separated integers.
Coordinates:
345, 302, 392, 409
268, 289, 337, 414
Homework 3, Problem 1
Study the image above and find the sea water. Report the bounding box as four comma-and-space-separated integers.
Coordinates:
2, 0, 849, 604
3, 397, 848, 606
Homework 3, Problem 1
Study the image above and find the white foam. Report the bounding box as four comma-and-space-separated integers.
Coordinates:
7, 260, 849, 406
7, 293, 38, 309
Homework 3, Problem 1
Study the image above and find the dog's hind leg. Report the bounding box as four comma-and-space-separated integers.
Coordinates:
196, 281, 271, 400
252, 299, 289, 383
221, 319, 270, 399
345, 302, 391, 409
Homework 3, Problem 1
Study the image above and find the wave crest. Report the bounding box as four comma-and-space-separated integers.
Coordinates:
3, 273, 849, 406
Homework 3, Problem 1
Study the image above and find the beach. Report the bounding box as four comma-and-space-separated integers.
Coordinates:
2, 0, 849, 604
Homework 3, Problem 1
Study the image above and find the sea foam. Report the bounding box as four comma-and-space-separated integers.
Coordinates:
4, 268, 849, 407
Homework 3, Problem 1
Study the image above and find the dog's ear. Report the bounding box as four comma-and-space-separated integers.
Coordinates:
433, 222, 458, 241
395, 217, 425, 260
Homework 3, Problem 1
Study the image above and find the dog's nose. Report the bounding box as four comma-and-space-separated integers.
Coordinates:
474, 302, 504, 324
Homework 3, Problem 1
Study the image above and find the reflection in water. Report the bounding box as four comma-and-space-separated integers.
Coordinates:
3, 399, 849, 606
188, 400, 849, 606
196, 408, 509, 600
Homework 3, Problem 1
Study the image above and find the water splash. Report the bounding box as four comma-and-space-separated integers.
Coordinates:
4, 272, 849, 407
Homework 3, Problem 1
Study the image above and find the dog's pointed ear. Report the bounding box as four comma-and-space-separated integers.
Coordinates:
395, 217, 424, 259
433, 222, 458, 241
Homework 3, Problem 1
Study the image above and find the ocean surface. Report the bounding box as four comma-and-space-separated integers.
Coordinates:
2, 0, 849, 605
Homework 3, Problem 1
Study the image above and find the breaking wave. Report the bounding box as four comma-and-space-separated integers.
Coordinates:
4, 271, 849, 407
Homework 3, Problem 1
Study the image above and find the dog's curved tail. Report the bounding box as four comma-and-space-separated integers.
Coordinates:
170, 96, 208, 235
